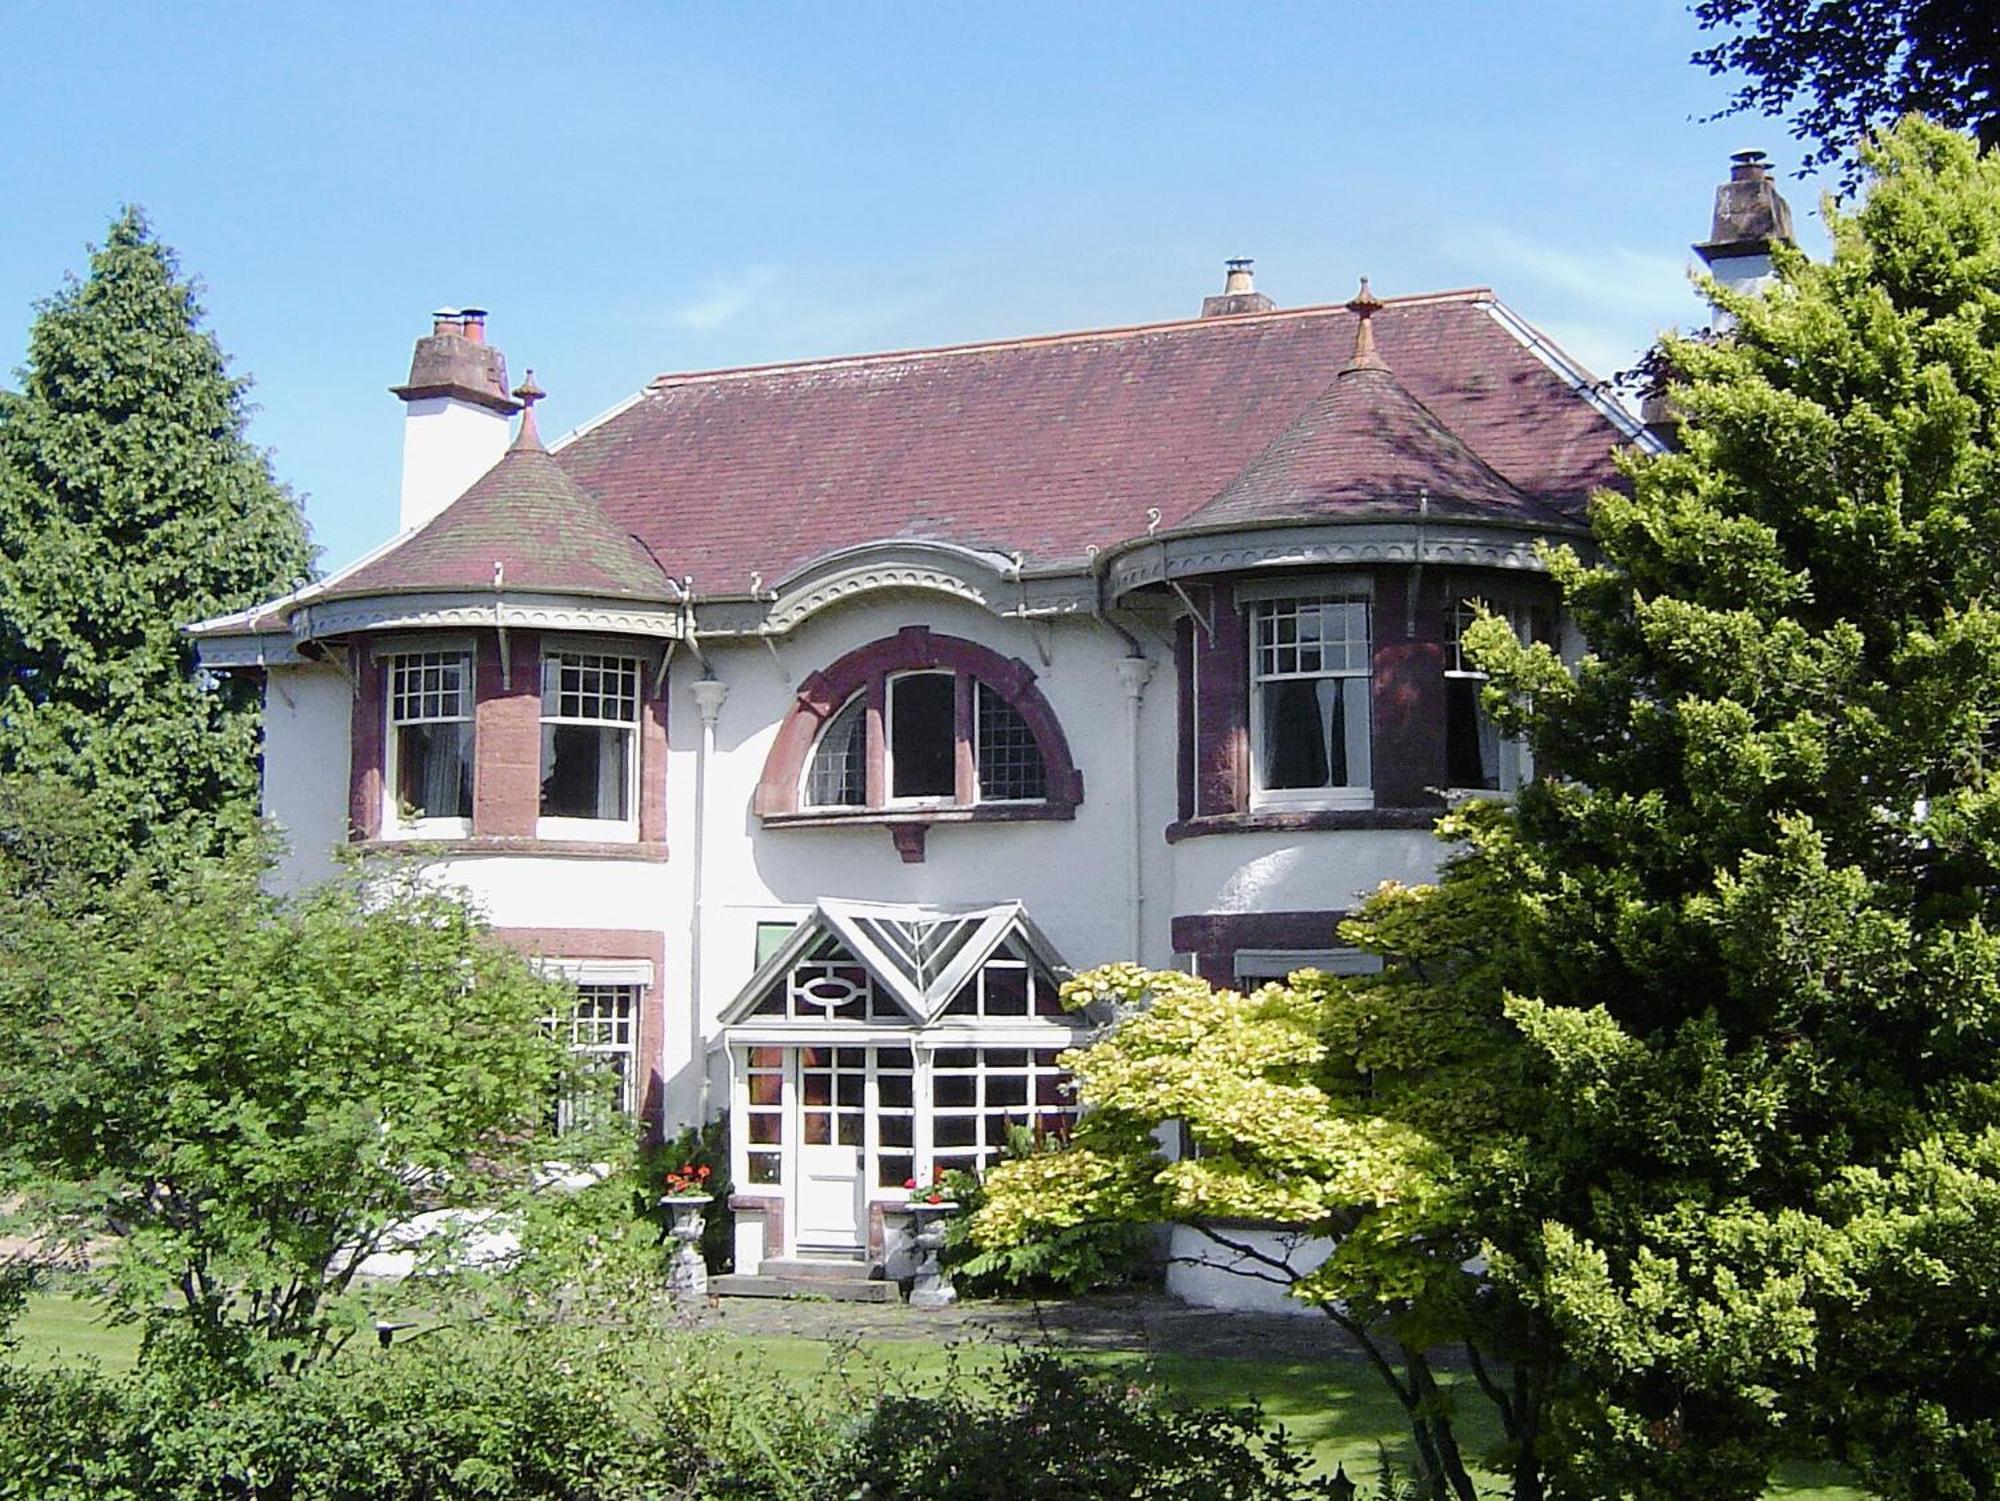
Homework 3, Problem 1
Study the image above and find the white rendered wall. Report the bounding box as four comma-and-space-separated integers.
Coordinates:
1169, 826, 1446, 931
398, 396, 511, 531
260, 663, 352, 893
1163, 1224, 1332, 1316
672, 593, 1176, 1126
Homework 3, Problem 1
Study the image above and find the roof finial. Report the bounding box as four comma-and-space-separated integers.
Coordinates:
1343, 278, 1386, 373
509, 370, 546, 452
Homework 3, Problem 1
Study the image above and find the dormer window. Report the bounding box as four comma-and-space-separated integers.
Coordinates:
806, 671, 1052, 811
386, 649, 474, 834
887, 671, 956, 801
761, 627, 1082, 845
539, 650, 641, 838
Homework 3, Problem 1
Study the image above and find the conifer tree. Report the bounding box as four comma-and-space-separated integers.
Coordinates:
977, 119, 2000, 1498
0, 209, 313, 861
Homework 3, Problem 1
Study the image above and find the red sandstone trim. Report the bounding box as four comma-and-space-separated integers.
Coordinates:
1164, 807, 1439, 843
352, 837, 669, 861
639, 668, 668, 844
1170, 909, 1349, 986
1192, 582, 1248, 817
490, 926, 669, 1135
728, 1193, 787, 1260
753, 625, 1082, 819
348, 646, 384, 841
473, 630, 540, 837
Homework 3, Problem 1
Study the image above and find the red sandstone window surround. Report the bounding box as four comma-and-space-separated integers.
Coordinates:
754, 626, 1082, 829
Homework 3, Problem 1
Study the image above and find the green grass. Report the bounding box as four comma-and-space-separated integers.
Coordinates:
10, 1293, 1862, 1497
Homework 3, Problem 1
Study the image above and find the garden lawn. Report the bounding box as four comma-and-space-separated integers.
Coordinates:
11, 1293, 1859, 1497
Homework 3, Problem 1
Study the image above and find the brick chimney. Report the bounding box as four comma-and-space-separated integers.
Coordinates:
389, 307, 522, 532
1694, 150, 1795, 326
1201, 258, 1276, 318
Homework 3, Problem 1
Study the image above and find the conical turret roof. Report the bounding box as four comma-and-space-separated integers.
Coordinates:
1177, 284, 1567, 532
321, 377, 673, 603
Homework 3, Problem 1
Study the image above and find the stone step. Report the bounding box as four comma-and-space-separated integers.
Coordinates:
760, 1255, 879, 1281
712, 1273, 898, 1303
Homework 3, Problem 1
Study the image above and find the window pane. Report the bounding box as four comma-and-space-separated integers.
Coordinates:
749, 1113, 783, 1144
878, 1074, 913, 1109
806, 696, 868, 807
935, 1116, 977, 1147
1260, 677, 1370, 790
837, 1113, 863, 1146
395, 720, 472, 820
749, 1074, 782, 1106
878, 1154, 913, 1188
748, 1151, 782, 1185
877, 1047, 913, 1071
879, 1114, 913, 1147
1446, 676, 1499, 789
975, 683, 1047, 801
936, 1074, 977, 1107
982, 966, 1029, 1016
541, 724, 632, 820
890, 673, 956, 798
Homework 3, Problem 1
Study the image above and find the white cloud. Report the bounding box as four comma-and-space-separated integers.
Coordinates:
1468, 225, 1691, 319
668, 265, 780, 331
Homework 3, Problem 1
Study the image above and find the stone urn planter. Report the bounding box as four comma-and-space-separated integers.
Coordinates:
905, 1200, 959, 1308
660, 1194, 714, 1298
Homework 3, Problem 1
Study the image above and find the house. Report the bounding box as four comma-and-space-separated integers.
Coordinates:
189, 155, 1791, 1303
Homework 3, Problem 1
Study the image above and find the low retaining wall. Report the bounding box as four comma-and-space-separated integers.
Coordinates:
1163, 1223, 1332, 1317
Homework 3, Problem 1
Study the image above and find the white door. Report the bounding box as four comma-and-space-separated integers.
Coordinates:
795, 1047, 865, 1250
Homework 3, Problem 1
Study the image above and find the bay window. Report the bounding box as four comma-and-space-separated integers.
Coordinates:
540, 650, 640, 835
386, 649, 474, 833
1249, 591, 1372, 805
1445, 597, 1554, 793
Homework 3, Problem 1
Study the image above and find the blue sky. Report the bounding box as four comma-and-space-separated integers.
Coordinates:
0, 2, 1833, 574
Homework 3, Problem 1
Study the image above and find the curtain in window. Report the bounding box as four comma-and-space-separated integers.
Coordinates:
1261, 678, 1348, 788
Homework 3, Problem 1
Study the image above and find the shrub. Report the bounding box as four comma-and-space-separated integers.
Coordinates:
827, 1349, 1341, 1499
0, 1323, 850, 1500
941, 1126, 1153, 1296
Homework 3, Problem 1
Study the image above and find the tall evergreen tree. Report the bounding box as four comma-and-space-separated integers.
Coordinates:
978, 120, 2000, 1497
0, 209, 313, 860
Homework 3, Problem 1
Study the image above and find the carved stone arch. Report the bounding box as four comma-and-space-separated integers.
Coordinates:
754, 625, 1083, 819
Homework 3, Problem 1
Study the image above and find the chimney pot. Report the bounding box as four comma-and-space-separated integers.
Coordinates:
431, 307, 464, 338
1201, 257, 1276, 318
459, 307, 489, 345
1730, 148, 1771, 181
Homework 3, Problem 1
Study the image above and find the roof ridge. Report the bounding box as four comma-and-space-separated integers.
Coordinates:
643, 288, 1498, 390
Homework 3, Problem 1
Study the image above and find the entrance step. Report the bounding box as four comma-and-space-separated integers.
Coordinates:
713, 1271, 897, 1303
761, 1255, 875, 1281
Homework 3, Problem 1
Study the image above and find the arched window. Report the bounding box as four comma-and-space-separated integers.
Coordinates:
756, 627, 1082, 831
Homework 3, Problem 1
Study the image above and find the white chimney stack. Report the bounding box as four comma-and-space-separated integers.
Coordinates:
389, 306, 521, 532
1695, 151, 1796, 329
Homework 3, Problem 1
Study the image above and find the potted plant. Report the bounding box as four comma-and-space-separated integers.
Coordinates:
659, 1161, 715, 1297
899, 1170, 959, 1306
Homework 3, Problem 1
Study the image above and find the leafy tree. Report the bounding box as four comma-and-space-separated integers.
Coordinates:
0, 208, 313, 864
978, 119, 2000, 1499
0, 830, 581, 1377
1693, 0, 1999, 179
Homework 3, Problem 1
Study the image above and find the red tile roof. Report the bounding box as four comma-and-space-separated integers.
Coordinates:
1182, 359, 1565, 531
551, 292, 1629, 592
321, 435, 670, 603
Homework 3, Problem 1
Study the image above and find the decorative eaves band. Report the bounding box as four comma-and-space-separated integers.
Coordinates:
756, 541, 1095, 635
290, 593, 683, 643
1106, 520, 1566, 602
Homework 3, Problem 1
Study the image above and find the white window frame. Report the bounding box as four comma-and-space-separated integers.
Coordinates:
1444, 596, 1552, 798
537, 650, 642, 841
1233, 947, 1383, 989
924, 1045, 1076, 1179
801, 692, 868, 810
884, 669, 958, 808
544, 982, 639, 1134
1246, 587, 1374, 810
382, 648, 475, 839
